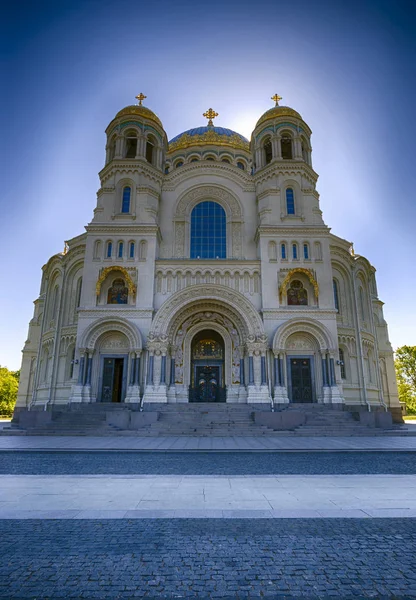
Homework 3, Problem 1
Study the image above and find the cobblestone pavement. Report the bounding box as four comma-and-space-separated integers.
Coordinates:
1, 450, 416, 475
0, 518, 415, 599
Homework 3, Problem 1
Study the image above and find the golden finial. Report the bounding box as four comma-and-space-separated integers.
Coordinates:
63, 242, 69, 255
203, 108, 219, 126
271, 93, 282, 106
135, 92, 147, 106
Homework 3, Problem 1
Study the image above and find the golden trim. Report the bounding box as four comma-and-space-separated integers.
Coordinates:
279, 268, 319, 300
168, 130, 249, 153
115, 105, 163, 129
96, 266, 136, 296
256, 106, 302, 128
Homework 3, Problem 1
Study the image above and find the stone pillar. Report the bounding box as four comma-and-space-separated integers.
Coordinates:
125, 350, 141, 404
246, 335, 272, 404
275, 135, 282, 159
69, 348, 87, 404
82, 350, 94, 403
260, 356, 267, 386
143, 334, 169, 403
271, 135, 279, 161
115, 134, 123, 159
329, 352, 344, 404
273, 351, 289, 404
248, 356, 254, 385
167, 351, 177, 403
294, 135, 303, 160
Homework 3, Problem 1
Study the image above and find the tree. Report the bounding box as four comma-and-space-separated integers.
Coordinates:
395, 346, 416, 414
0, 366, 19, 417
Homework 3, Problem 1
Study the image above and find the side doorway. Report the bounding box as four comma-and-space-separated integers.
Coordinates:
287, 357, 315, 403
99, 355, 128, 402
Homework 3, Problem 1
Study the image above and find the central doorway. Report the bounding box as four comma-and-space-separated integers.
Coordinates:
289, 358, 313, 403
100, 356, 127, 402
189, 330, 226, 402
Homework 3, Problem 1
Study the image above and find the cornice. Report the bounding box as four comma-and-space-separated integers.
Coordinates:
99, 161, 164, 186
78, 308, 154, 318
255, 226, 330, 239
262, 309, 337, 320
162, 162, 254, 193
156, 259, 261, 267
85, 224, 160, 235
253, 161, 318, 187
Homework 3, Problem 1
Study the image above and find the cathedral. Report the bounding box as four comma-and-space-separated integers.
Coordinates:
15, 93, 401, 422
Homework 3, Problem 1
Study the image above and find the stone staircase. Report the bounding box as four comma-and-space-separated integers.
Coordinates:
5, 402, 408, 436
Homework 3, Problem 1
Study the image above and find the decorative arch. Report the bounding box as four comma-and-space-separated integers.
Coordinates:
174, 186, 243, 259
80, 316, 142, 351
150, 284, 264, 340
96, 266, 136, 296
279, 268, 319, 301
273, 317, 335, 352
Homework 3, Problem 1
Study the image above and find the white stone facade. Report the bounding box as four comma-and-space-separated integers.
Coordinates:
15, 99, 401, 418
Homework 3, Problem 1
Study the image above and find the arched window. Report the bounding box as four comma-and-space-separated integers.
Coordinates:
175, 161, 184, 168
129, 242, 135, 259
303, 243, 309, 260
263, 136, 272, 165
190, 201, 226, 259
287, 280, 308, 306
75, 277, 82, 308
107, 278, 128, 304
118, 242, 124, 258
205, 156, 215, 161
268, 241, 277, 261
281, 135, 293, 159
339, 348, 346, 379
301, 138, 309, 163
221, 158, 231, 163
164, 165, 170, 174
359, 286, 365, 320
292, 243, 298, 260
93, 240, 102, 259
314, 241, 322, 260
281, 243, 287, 260
121, 187, 131, 213
286, 188, 295, 215
333, 279, 340, 312
52, 285, 59, 319
139, 240, 147, 260
108, 136, 116, 162
106, 241, 113, 258
146, 138, 155, 164
125, 130, 137, 159
69, 347, 76, 380
236, 161, 245, 170
190, 158, 199, 162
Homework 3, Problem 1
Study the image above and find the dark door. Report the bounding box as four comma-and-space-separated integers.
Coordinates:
101, 358, 124, 402
190, 366, 225, 402
290, 358, 313, 403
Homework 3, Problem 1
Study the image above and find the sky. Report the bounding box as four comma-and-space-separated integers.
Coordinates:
1, 0, 416, 370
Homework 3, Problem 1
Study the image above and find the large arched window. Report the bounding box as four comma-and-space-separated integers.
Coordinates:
190, 201, 226, 259
146, 136, 155, 164
121, 187, 131, 213
286, 188, 295, 215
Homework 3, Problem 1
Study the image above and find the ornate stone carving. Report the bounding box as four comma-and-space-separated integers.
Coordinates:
175, 186, 242, 219
273, 317, 334, 352
147, 333, 169, 355
286, 334, 314, 350
80, 316, 142, 351
174, 222, 185, 257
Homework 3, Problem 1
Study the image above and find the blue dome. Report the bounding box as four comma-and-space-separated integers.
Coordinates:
169, 127, 248, 145
168, 126, 249, 152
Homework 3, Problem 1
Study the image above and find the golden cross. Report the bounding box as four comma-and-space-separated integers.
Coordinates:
203, 108, 219, 126
271, 93, 282, 106
135, 92, 147, 106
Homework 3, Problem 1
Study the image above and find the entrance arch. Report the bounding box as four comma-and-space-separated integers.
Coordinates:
189, 329, 226, 402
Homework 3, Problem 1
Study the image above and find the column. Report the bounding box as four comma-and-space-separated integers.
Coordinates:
85, 353, 93, 385
274, 356, 280, 386
170, 358, 176, 386
77, 355, 85, 386
248, 356, 254, 385
129, 356, 135, 386
148, 354, 154, 385
134, 355, 140, 386
322, 355, 328, 386
260, 356, 267, 386
240, 358, 245, 386
160, 355, 166, 385
330, 358, 336, 386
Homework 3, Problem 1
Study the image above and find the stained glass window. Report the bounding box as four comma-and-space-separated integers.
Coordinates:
121, 187, 131, 213
190, 201, 226, 259
192, 339, 223, 359
286, 188, 295, 215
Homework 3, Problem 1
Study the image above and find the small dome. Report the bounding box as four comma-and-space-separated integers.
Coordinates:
256, 105, 302, 129
169, 126, 249, 152
115, 105, 164, 129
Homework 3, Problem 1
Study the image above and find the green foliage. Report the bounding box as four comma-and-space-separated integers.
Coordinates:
0, 366, 19, 417
395, 346, 416, 414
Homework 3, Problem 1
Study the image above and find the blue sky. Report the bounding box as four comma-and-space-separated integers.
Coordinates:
1, 0, 416, 370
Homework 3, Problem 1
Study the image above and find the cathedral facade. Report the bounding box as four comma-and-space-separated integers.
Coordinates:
15, 94, 401, 419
